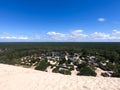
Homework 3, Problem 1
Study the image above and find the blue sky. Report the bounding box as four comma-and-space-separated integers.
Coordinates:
0, 0, 120, 42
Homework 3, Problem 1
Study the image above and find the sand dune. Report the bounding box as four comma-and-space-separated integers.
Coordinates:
0, 64, 120, 90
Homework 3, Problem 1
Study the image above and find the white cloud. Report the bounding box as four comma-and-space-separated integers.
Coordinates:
109, 30, 120, 40
112, 29, 120, 35
70, 30, 88, 39
98, 18, 105, 22
0, 36, 16, 39
47, 32, 68, 40
46, 29, 120, 41
71, 30, 83, 35
1, 29, 119, 41
47, 30, 88, 41
0, 36, 28, 40
89, 32, 110, 39
47, 32, 66, 37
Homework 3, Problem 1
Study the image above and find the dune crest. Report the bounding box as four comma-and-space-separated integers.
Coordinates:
0, 64, 120, 90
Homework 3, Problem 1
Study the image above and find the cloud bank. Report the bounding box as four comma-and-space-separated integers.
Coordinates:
1, 29, 120, 42
0, 36, 28, 40
47, 29, 120, 41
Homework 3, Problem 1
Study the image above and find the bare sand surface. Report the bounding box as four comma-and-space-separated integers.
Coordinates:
0, 64, 120, 90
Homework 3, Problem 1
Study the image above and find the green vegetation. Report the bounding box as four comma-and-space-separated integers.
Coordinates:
59, 69, 71, 75
35, 60, 49, 71
76, 63, 97, 76
52, 66, 71, 75
77, 66, 97, 76
0, 42, 120, 77
52, 66, 60, 73
101, 73, 110, 77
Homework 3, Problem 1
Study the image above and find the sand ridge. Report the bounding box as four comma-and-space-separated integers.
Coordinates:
0, 64, 120, 90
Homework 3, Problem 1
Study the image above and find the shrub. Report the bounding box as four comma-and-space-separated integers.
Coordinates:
77, 66, 97, 76
52, 66, 59, 73
59, 69, 71, 75
101, 73, 109, 77
112, 72, 120, 78
76, 63, 87, 71
99, 63, 108, 71
35, 60, 49, 71
106, 62, 115, 71
59, 59, 66, 65
89, 64, 96, 70
67, 65, 74, 71
30, 58, 40, 64
50, 64, 55, 68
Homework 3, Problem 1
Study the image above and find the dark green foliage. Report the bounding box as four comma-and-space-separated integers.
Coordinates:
77, 67, 97, 76
50, 64, 55, 68
59, 59, 66, 65
67, 65, 74, 70
99, 63, 108, 71
30, 58, 40, 65
104, 51, 119, 63
35, 60, 49, 71
96, 56, 106, 63
112, 73, 120, 77
30, 59, 37, 63
101, 73, 110, 77
106, 62, 115, 71
67, 59, 72, 64
111, 64, 120, 78
76, 62, 96, 76
59, 69, 71, 75
81, 49, 89, 56
89, 64, 96, 70
76, 63, 87, 71
52, 66, 71, 75
52, 66, 59, 73
99, 62, 116, 71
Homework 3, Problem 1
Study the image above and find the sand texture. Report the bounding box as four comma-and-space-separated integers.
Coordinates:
0, 64, 120, 90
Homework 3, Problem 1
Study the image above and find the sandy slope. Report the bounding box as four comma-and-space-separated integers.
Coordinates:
0, 64, 120, 90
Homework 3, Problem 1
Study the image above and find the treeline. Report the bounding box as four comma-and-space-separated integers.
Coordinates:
0, 42, 120, 64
